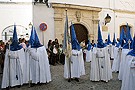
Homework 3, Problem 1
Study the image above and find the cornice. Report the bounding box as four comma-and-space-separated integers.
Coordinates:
0, 2, 32, 5
113, 9, 135, 14
52, 3, 102, 12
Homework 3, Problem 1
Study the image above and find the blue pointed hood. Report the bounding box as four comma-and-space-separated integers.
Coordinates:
112, 33, 117, 45
97, 23, 107, 48
122, 28, 127, 41
106, 33, 112, 45
87, 40, 92, 51
127, 36, 135, 56
116, 42, 120, 47
93, 44, 97, 47
31, 27, 43, 48
126, 23, 132, 41
27, 26, 35, 47
123, 23, 133, 49
119, 30, 123, 46
76, 41, 82, 50
72, 39, 82, 50
7, 24, 22, 51
71, 22, 81, 50
71, 22, 77, 42
119, 27, 126, 47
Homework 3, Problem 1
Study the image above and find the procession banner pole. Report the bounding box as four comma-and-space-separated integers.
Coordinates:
109, 44, 111, 58
119, 45, 122, 62
68, 51, 71, 82
128, 39, 131, 51
67, 29, 71, 82
8, 41, 11, 89
28, 42, 31, 88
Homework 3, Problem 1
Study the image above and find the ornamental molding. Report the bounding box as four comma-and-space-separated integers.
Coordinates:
76, 11, 81, 22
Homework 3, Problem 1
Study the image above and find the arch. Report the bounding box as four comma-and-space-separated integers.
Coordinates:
2, 25, 28, 42
2, 25, 27, 34
119, 23, 133, 38
70, 23, 88, 44
69, 21, 90, 34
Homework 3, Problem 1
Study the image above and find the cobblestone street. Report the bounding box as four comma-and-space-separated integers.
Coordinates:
1, 61, 122, 90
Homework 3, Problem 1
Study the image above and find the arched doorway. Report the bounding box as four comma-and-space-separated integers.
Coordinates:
120, 25, 132, 37
2, 25, 29, 42
70, 24, 88, 44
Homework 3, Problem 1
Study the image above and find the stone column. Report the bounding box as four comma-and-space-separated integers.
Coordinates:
92, 11, 100, 43
54, 8, 63, 44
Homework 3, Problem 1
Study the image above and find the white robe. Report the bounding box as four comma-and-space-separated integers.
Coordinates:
1, 48, 26, 88
24, 46, 32, 84
86, 50, 92, 62
111, 45, 115, 59
121, 55, 135, 90
90, 47, 112, 82
28, 46, 51, 84
64, 49, 85, 78
107, 44, 112, 58
118, 49, 129, 80
79, 49, 85, 76
112, 47, 120, 72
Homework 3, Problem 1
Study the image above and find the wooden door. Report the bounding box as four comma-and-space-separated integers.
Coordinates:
70, 24, 88, 44
120, 25, 131, 37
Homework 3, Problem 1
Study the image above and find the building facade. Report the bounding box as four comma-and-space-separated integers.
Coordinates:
0, 0, 135, 47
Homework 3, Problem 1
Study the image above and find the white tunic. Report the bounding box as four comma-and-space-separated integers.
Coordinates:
111, 45, 115, 59
79, 49, 85, 76
28, 46, 51, 84
1, 48, 26, 88
112, 47, 120, 72
64, 49, 85, 78
86, 50, 92, 62
107, 44, 112, 58
118, 49, 129, 80
90, 47, 112, 82
121, 55, 135, 90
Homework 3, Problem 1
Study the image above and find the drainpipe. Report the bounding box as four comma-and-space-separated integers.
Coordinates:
114, 0, 115, 33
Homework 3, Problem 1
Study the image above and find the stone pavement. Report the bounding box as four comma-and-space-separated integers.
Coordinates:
0, 60, 122, 90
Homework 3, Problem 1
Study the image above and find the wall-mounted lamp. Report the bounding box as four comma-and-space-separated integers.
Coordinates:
29, 22, 32, 29
105, 14, 111, 25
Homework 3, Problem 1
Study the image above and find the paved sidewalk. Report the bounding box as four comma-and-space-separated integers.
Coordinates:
1, 61, 122, 90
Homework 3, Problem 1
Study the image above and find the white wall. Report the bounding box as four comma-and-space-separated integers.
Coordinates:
0, 2, 32, 41
0, 0, 32, 2
99, 8, 135, 41
49, 0, 135, 11
49, 0, 110, 8
99, 9, 115, 42
115, 0, 135, 11
33, 4, 55, 48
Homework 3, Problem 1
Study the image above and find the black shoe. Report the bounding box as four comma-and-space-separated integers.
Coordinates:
68, 79, 71, 82
31, 83, 35, 87
17, 85, 21, 88
75, 78, 79, 82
